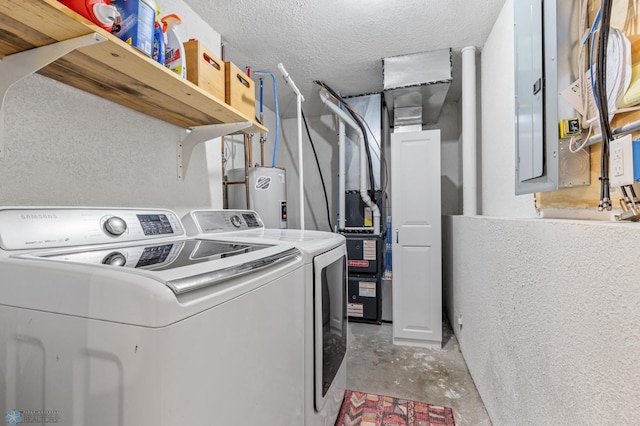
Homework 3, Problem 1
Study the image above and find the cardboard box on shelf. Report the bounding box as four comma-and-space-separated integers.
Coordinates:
183, 40, 225, 101
225, 61, 255, 120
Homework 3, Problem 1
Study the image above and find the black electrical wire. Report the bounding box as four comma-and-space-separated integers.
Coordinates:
628, 184, 639, 204
595, 0, 614, 210
621, 185, 631, 208
314, 80, 377, 204
315, 81, 375, 200
597, 1, 614, 142
301, 109, 333, 232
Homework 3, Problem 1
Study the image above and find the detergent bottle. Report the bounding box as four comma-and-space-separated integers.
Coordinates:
58, 0, 119, 31
110, 0, 156, 57
161, 14, 186, 78
152, 7, 165, 65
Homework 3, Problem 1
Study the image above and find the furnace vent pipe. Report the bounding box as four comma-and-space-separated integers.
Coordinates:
320, 90, 381, 235
462, 46, 478, 216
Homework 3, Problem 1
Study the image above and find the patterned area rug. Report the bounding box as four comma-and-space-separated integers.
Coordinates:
335, 390, 456, 426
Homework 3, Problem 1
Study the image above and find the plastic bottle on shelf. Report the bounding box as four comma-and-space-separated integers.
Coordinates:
161, 14, 186, 78
152, 7, 165, 65
58, 0, 120, 31
110, 0, 156, 57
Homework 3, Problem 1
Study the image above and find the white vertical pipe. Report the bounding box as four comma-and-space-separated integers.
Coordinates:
319, 90, 380, 234
277, 63, 305, 229
462, 46, 478, 216
338, 118, 346, 231
297, 94, 305, 230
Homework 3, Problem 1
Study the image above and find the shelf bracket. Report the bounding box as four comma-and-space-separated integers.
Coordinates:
0, 32, 107, 157
177, 121, 252, 181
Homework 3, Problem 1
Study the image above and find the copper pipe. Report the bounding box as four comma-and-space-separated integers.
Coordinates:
259, 111, 265, 167
221, 136, 225, 177
247, 133, 253, 167
243, 134, 251, 209
221, 42, 227, 205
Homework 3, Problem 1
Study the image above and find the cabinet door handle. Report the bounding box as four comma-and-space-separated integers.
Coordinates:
396, 229, 399, 244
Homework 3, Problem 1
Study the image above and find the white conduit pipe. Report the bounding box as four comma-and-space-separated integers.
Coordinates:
320, 90, 381, 235
462, 46, 478, 216
338, 118, 346, 231
295, 94, 304, 229
277, 63, 306, 229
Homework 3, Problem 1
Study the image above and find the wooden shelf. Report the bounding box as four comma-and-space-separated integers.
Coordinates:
0, 0, 266, 134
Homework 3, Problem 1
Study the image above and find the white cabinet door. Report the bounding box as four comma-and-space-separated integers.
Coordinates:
391, 130, 442, 348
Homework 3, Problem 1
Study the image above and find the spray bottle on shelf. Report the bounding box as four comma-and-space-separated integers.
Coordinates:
161, 14, 186, 78
152, 7, 165, 65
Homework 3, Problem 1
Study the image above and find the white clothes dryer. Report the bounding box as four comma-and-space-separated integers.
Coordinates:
0, 207, 305, 426
182, 209, 348, 426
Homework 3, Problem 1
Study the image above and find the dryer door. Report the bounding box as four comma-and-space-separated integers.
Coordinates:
313, 245, 347, 411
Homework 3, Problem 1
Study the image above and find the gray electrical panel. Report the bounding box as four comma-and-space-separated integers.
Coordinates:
515, 0, 545, 183
514, 0, 590, 195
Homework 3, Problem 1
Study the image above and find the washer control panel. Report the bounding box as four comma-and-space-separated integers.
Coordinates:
104, 216, 128, 236
0, 208, 184, 250
183, 210, 264, 235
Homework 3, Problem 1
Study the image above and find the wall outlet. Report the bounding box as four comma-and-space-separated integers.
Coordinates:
609, 135, 634, 187
612, 147, 624, 176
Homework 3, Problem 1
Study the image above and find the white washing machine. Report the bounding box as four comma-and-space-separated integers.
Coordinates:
0, 207, 306, 425
182, 209, 348, 426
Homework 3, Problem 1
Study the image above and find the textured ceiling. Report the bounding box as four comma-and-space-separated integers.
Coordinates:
185, 0, 506, 118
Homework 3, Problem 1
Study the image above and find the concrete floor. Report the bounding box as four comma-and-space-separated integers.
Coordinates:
346, 318, 491, 426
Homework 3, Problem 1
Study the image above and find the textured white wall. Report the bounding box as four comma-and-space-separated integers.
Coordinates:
480, 0, 535, 218
444, 0, 640, 424
224, 100, 276, 172
0, 1, 223, 217
280, 113, 339, 231
427, 102, 461, 216
443, 215, 640, 424
223, 95, 338, 232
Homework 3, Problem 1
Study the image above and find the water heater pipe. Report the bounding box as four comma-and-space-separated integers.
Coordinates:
243, 133, 251, 209
259, 78, 266, 166
320, 90, 380, 235
462, 46, 478, 216
253, 71, 280, 167
338, 117, 346, 231
278, 63, 305, 229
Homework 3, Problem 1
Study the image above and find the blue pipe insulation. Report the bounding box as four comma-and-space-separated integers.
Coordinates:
253, 71, 280, 167
259, 79, 264, 116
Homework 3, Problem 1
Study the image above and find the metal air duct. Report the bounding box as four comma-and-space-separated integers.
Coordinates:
383, 49, 453, 130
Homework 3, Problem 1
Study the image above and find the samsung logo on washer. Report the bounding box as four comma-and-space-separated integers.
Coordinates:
20, 214, 58, 220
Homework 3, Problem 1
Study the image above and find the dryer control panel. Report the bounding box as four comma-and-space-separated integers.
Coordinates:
0, 208, 184, 250
183, 209, 264, 235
